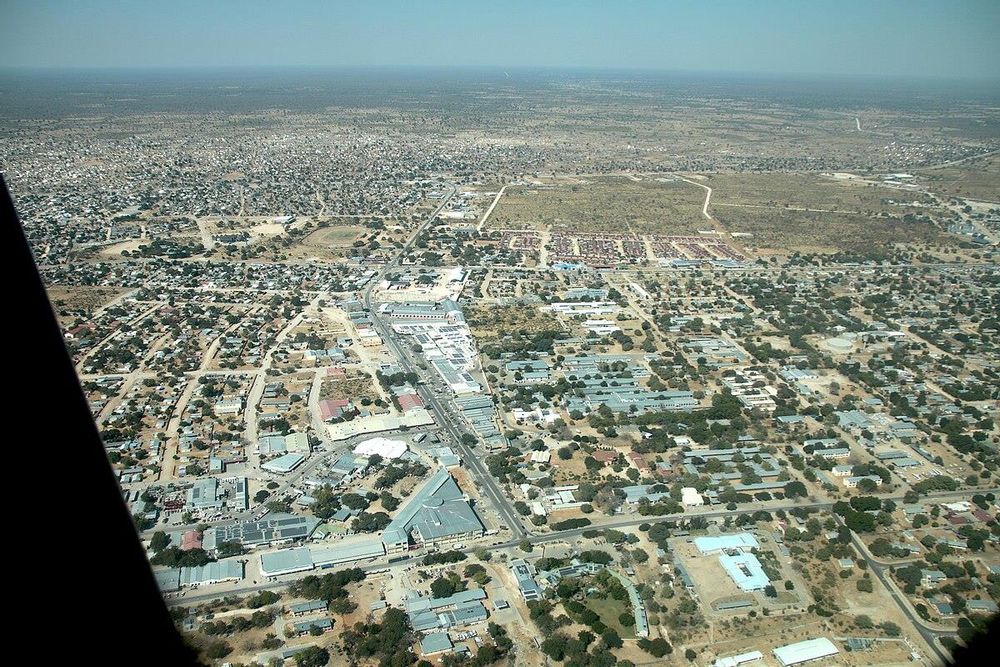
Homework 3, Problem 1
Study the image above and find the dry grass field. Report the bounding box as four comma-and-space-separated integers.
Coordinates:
284, 223, 365, 260
708, 173, 936, 212
47, 286, 125, 315
917, 153, 1000, 202
714, 208, 943, 252
465, 304, 563, 343
488, 176, 707, 234
707, 173, 947, 251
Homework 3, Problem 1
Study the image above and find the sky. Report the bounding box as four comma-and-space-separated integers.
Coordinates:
1, 0, 998, 79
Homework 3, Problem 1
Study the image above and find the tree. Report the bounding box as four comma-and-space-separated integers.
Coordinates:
295, 646, 331, 667
204, 641, 231, 660
247, 590, 280, 608
217, 540, 244, 558
638, 637, 673, 657
329, 597, 356, 615
431, 576, 459, 599
150, 531, 170, 553
685, 648, 698, 661
784, 481, 808, 498
602, 629, 623, 649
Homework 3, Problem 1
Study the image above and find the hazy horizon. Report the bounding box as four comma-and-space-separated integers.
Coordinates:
2, 0, 998, 80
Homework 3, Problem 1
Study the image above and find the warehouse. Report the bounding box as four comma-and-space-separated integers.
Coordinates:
260, 547, 315, 577
772, 637, 839, 667
310, 537, 385, 567
713, 650, 763, 667
262, 453, 306, 474
179, 559, 244, 586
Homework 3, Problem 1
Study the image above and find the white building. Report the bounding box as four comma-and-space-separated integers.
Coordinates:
353, 437, 408, 460
681, 487, 704, 507
772, 638, 839, 667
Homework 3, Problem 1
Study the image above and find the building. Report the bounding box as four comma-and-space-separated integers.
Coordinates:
310, 537, 385, 567
694, 533, 759, 554
179, 560, 244, 586
607, 569, 649, 637
772, 638, 839, 667
262, 453, 306, 474
285, 432, 310, 453
260, 547, 315, 577
353, 437, 407, 460
719, 553, 769, 592
203, 513, 319, 550
154, 559, 244, 590
420, 633, 455, 656
292, 618, 332, 636
187, 478, 222, 511
714, 650, 763, 667
511, 559, 542, 600
681, 487, 704, 507
381, 468, 484, 553
289, 600, 327, 617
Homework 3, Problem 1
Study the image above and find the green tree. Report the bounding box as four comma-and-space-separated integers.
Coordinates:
150, 531, 171, 553
295, 646, 331, 667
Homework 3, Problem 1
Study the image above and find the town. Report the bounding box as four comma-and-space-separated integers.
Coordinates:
4, 60, 1000, 667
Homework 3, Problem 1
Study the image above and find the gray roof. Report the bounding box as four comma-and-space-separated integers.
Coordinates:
382, 468, 483, 548
420, 633, 454, 654
179, 559, 244, 585
290, 600, 327, 615
260, 547, 314, 576
405, 588, 486, 614
205, 513, 319, 549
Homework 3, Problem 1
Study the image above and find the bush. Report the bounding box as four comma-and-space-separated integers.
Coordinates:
638, 637, 673, 657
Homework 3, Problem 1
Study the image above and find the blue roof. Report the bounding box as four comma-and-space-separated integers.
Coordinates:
694, 533, 759, 553
719, 553, 769, 591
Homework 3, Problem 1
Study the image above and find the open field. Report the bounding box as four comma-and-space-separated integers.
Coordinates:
488, 176, 707, 234
283, 223, 366, 260
46, 286, 126, 315
916, 153, 1000, 202
465, 304, 562, 344
706, 173, 948, 252
585, 596, 634, 638
708, 173, 937, 213
715, 208, 944, 252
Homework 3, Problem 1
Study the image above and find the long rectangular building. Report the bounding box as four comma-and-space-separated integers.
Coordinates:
772, 638, 839, 667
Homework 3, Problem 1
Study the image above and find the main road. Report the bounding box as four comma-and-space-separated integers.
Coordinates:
169, 487, 995, 613
359, 182, 526, 539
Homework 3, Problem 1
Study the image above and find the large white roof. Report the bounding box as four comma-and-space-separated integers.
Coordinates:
773, 638, 838, 666
353, 437, 408, 459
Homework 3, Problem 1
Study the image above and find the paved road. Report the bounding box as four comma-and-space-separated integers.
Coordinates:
357, 182, 526, 539
374, 317, 526, 539
167, 487, 996, 613
839, 515, 956, 665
